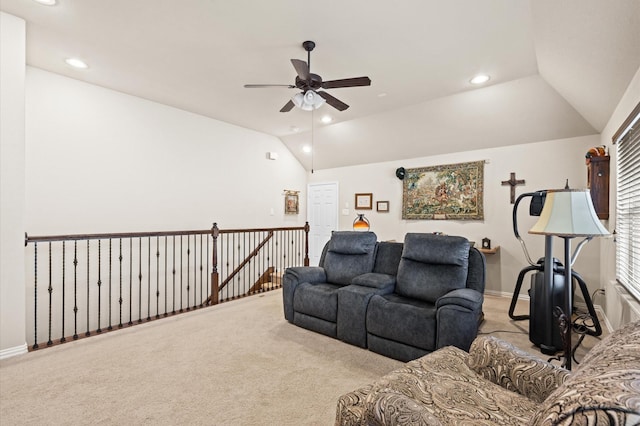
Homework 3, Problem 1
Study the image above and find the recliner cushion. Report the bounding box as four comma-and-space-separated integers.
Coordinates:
366, 293, 437, 351
293, 282, 341, 322
396, 234, 470, 303
323, 231, 377, 285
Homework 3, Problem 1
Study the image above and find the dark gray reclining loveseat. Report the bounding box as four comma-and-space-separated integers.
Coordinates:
282, 231, 486, 361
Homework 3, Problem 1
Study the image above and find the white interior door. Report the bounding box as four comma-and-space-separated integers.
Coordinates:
307, 182, 338, 266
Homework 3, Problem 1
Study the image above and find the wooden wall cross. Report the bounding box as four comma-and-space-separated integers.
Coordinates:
501, 172, 525, 204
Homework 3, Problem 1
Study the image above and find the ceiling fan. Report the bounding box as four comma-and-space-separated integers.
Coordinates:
244, 40, 371, 113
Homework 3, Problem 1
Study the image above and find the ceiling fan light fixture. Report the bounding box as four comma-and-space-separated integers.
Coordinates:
292, 90, 325, 111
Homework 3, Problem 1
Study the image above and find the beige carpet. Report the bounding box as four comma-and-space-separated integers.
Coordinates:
0, 290, 606, 425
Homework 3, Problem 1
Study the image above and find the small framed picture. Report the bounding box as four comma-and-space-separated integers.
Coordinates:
376, 201, 389, 212
285, 193, 299, 214
355, 193, 373, 210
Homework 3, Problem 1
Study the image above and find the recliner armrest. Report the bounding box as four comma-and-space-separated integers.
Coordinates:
351, 272, 396, 292
284, 266, 327, 284
282, 266, 327, 322
467, 335, 571, 403
436, 288, 483, 311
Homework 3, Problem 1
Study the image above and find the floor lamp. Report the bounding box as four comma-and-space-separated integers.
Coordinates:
529, 188, 609, 370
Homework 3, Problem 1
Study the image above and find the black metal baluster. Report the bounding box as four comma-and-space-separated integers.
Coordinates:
119, 239, 123, 328
164, 236, 168, 317
33, 242, 38, 350
129, 238, 133, 326
108, 239, 113, 331
97, 240, 102, 333
235, 233, 239, 299
138, 237, 142, 323
86, 241, 90, 337
186, 235, 191, 310
61, 242, 66, 343
73, 241, 78, 339
47, 242, 53, 346
147, 236, 151, 321
225, 234, 230, 301
200, 234, 204, 306
156, 236, 160, 319
205, 234, 210, 303
180, 236, 183, 312
172, 235, 176, 314
267, 233, 272, 290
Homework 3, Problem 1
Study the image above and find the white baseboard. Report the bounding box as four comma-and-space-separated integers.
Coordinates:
0, 343, 28, 360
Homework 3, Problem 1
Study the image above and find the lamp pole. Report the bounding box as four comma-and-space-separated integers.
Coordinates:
561, 236, 573, 370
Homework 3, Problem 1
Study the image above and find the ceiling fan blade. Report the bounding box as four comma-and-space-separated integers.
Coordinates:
291, 59, 309, 81
280, 100, 295, 112
317, 91, 349, 111
321, 77, 371, 89
244, 84, 295, 88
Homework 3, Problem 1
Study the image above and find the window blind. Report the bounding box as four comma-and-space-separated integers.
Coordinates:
616, 105, 640, 300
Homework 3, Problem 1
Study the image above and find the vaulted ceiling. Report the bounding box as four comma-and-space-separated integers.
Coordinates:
2, 0, 639, 170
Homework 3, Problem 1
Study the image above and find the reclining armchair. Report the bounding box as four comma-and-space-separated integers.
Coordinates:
365, 233, 486, 361
282, 231, 377, 339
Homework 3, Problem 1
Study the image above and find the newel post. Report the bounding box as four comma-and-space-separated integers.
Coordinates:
304, 221, 310, 266
210, 223, 219, 305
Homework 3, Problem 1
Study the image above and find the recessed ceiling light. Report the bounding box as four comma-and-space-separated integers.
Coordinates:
290, 126, 300, 133
321, 115, 332, 124
377, 93, 387, 98
33, 0, 57, 5
302, 145, 312, 153
470, 74, 490, 85
65, 58, 88, 69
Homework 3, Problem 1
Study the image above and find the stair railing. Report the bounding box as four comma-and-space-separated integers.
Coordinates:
24, 222, 309, 350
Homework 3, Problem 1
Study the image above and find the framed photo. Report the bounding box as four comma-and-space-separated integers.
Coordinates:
355, 193, 373, 210
284, 192, 299, 214
376, 201, 389, 212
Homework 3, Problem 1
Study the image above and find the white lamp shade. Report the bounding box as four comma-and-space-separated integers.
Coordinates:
292, 90, 325, 111
529, 189, 609, 237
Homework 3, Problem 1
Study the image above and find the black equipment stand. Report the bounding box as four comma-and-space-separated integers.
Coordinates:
508, 192, 602, 359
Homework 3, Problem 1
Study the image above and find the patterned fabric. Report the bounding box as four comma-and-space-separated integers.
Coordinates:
531, 320, 640, 425
363, 346, 538, 425
467, 336, 570, 403
336, 385, 371, 426
335, 321, 640, 426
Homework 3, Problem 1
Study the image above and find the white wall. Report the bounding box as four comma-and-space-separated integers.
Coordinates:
1, 63, 308, 354
308, 134, 604, 299
0, 12, 27, 358
25, 67, 308, 235
600, 65, 640, 329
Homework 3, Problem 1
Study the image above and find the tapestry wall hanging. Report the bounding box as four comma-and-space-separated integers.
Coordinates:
402, 160, 484, 220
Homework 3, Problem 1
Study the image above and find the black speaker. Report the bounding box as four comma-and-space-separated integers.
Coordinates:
395, 167, 405, 180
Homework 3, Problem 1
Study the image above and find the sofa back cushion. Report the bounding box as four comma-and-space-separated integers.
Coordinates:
322, 231, 377, 285
396, 234, 470, 303
531, 320, 640, 425
373, 241, 404, 276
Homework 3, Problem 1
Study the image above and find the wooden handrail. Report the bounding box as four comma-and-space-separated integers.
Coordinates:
25, 229, 210, 244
